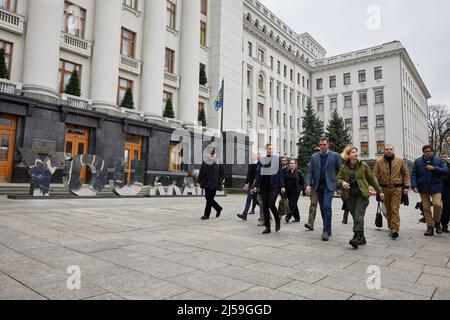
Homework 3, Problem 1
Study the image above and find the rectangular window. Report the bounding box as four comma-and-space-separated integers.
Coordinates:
118, 77, 133, 106
330, 97, 337, 111
248, 42, 253, 57
123, 0, 138, 10
290, 69, 293, 81
290, 116, 293, 129
258, 103, 264, 118
283, 88, 286, 103
345, 118, 353, 131
359, 70, 366, 83
167, 1, 176, 29
316, 79, 323, 90
0, 40, 13, 78
201, 0, 207, 15
297, 118, 300, 129
59, 59, 82, 94
165, 48, 175, 73
283, 65, 287, 78
376, 115, 385, 127
64, 2, 87, 38
258, 133, 265, 150
361, 142, 369, 156
200, 21, 207, 46
247, 70, 251, 86
374, 66, 383, 80
277, 61, 281, 74
377, 141, 385, 155
269, 108, 273, 122
169, 141, 183, 172
307, 79, 310, 90
330, 76, 336, 88
297, 73, 300, 85
276, 85, 280, 100
359, 93, 367, 106
276, 111, 280, 125
270, 56, 274, 70
257, 48, 264, 63
317, 100, 324, 111
121, 27, 136, 58
344, 73, 351, 86
360, 116, 368, 129
246, 99, 251, 115
375, 90, 384, 104
302, 76, 305, 88
344, 95, 352, 108
0, 0, 17, 12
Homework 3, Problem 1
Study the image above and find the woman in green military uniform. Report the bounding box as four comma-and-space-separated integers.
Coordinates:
337, 146, 385, 249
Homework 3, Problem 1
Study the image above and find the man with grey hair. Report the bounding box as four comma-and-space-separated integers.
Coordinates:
373, 144, 411, 239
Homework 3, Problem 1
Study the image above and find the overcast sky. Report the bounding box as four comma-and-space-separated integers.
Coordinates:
259, 0, 450, 107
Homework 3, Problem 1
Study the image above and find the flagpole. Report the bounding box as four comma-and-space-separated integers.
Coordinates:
220, 79, 224, 136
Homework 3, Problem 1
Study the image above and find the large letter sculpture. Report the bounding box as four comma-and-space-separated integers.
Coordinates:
64, 155, 108, 197
111, 158, 144, 196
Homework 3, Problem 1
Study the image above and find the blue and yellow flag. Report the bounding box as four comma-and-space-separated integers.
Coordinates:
214, 80, 224, 111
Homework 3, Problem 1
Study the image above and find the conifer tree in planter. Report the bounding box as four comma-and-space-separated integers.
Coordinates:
163, 98, 175, 118
199, 65, 208, 86
0, 49, 10, 80
64, 70, 81, 97
198, 107, 207, 127
120, 87, 135, 109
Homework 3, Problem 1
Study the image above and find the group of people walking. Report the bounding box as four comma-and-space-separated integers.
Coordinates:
198, 140, 450, 249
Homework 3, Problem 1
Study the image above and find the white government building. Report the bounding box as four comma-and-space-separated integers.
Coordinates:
0, 0, 430, 165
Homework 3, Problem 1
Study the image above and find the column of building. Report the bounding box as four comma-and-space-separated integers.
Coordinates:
178, 0, 201, 124
90, 0, 123, 111
22, 0, 65, 101
140, 0, 166, 117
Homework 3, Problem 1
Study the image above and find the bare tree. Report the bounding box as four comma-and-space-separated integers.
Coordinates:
428, 104, 450, 153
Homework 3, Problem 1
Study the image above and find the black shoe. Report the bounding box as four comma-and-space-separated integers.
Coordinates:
390, 230, 399, 239
293, 219, 300, 223
237, 214, 247, 221
436, 223, 443, 235
305, 224, 314, 231
442, 227, 449, 234
262, 227, 271, 234
275, 222, 281, 232
322, 232, 329, 241
201, 216, 210, 220
358, 232, 367, 245
349, 232, 359, 249
249, 211, 256, 215
216, 209, 222, 218
425, 226, 434, 237
285, 217, 290, 224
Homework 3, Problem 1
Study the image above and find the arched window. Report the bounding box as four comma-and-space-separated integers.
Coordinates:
246, 13, 252, 21
258, 74, 264, 92
269, 31, 274, 38
262, 25, 267, 33
255, 19, 259, 28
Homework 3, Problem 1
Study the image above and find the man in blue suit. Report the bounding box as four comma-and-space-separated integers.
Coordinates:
306, 138, 342, 241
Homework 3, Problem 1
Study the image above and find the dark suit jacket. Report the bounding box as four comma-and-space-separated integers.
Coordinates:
198, 161, 224, 191
245, 164, 257, 186
306, 151, 342, 192
254, 155, 285, 189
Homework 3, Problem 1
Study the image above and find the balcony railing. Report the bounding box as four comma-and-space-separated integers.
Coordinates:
0, 78, 22, 95
61, 93, 92, 111
0, 8, 25, 35
164, 72, 180, 89
60, 32, 92, 57
199, 85, 210, 98
119, 55, 142, 75
120, 107, 145, 122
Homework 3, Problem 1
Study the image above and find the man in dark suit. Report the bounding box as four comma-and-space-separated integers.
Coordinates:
238, 154, 259, 221
198, 150, 224, 220
306, 138, 342, 241
253, 144, 286, 234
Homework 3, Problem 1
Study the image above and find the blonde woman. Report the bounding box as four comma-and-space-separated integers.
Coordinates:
337, 146, 385, 249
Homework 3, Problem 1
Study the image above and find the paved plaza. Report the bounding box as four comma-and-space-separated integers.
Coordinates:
1, 193, 450, 300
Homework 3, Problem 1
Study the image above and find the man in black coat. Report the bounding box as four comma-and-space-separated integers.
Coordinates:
198, 150, 224, 220
237, 154, 259, 221
440, 153, 450, 233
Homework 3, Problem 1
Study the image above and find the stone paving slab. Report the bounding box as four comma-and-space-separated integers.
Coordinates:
0, 193, 450, 300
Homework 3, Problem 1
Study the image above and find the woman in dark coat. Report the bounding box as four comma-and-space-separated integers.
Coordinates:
198, 150, 224, 220
284, 160, 304, 223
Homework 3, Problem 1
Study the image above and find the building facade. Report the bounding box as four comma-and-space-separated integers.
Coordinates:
0, 0, 430, 184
